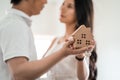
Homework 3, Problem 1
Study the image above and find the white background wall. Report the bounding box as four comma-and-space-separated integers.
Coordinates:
0, 0, 120, 80
94, 0, 120, 80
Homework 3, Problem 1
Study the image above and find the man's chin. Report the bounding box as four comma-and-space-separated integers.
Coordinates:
32, 12, 41, 16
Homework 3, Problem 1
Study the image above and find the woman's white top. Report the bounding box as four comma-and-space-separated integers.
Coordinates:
44, 38, 79, 80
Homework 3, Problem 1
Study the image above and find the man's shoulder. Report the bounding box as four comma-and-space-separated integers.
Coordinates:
0, 14, 28, 30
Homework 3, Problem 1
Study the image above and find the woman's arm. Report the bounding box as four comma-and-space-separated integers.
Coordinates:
76, 55, 89, 80
76, 40, 95, 80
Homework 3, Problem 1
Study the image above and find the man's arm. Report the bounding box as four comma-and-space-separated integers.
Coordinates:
7, 50, 66, 80
7, 40, 90, 80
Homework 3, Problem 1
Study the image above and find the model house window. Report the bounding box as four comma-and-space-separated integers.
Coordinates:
86, 40, 90, 45
81, 34, 86, 38
77, 39, 82, 44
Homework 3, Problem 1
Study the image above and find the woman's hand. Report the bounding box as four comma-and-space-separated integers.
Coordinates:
76, 39, 96, 58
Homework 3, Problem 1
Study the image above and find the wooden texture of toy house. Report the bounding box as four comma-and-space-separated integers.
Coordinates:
72, 25, 93, 48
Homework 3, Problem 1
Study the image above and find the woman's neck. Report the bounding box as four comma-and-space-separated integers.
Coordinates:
58, 23, 76, 44
64, 23, 76, 39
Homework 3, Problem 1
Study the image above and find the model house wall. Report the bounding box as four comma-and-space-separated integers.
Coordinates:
72, 25, 93, 48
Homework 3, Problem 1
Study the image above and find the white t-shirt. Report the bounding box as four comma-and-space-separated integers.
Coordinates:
0, 8, 37, 80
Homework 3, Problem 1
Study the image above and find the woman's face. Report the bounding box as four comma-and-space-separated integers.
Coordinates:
60, 0, 77, 24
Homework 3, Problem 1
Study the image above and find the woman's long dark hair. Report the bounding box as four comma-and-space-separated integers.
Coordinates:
74, 0, 97, 80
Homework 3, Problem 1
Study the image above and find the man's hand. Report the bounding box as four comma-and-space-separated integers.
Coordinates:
60, 37, 94, 57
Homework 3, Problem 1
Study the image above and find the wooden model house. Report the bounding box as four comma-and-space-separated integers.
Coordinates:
72, 25, 93, 48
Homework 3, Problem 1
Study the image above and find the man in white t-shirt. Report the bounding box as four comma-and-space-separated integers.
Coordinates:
0, 0, 92, 80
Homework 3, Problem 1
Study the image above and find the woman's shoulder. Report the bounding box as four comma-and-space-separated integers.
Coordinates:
42, 36, 62, 57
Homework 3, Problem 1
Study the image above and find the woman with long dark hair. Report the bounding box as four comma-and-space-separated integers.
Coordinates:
43, 0, 97, 80
75, 0, 97, 80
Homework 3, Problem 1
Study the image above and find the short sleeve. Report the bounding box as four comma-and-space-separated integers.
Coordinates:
0, 20, 30, 61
